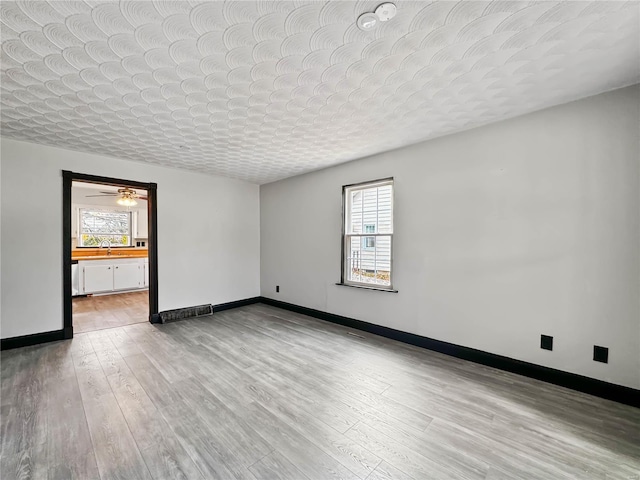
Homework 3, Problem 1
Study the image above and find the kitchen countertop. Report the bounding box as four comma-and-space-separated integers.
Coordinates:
72, 246, 148, 262
72, 254, 148, 261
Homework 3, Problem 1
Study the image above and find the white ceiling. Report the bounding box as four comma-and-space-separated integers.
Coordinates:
1, 1, 638, 184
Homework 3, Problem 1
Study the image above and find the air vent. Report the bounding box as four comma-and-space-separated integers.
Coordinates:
158, 304, 213, 324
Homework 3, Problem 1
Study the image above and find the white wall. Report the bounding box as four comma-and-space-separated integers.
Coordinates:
260, 85, 640, 389
1, 139, 260, 339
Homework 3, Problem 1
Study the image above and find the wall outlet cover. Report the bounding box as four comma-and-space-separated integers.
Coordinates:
593, 345, 609, 363
540, 335, 553, 351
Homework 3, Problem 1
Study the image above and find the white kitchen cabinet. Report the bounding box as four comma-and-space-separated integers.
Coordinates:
113, 263, 142, 290
135, 210, 148, 238
79, 258, 148, 294
83, 264, 113, 293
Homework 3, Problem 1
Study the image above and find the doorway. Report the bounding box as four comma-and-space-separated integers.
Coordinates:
63, 171, 158, 338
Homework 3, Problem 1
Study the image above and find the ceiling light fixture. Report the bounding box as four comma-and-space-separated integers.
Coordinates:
117, 196, 137, 207
357, 3, 396, 31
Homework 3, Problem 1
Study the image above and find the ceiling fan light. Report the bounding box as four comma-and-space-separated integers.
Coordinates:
117, 197, 137, 206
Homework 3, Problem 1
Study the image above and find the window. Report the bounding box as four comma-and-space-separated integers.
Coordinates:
362, 224, 376, 250
342, 179, 393, 289
79, 209, 132, 247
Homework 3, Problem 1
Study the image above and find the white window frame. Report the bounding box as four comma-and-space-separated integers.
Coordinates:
78, 208, 133, 247
341, 178, 394, 290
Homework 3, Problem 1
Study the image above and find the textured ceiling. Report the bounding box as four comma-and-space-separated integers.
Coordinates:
1, 1, 639, 184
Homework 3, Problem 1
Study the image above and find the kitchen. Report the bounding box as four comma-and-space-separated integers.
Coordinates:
71, 181, 149, 333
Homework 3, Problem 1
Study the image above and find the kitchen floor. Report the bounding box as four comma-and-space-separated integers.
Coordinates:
73, 291, 148, 333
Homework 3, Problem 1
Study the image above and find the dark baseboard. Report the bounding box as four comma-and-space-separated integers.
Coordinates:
63, 326, 73, 339
1, 329, 66, 351
259, 297, 640, 408
214, 296, 261, 313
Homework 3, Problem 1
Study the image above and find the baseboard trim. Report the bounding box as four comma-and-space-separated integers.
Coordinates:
259, 297, 640, 408
1, 329, 66, 351
214, 296, 261, 313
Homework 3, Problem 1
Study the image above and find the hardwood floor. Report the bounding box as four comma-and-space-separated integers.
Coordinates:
73, 291, 148, 333
2, 304, 639, 480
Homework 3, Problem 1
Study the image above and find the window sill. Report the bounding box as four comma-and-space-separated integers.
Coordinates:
335, 283, 398, 293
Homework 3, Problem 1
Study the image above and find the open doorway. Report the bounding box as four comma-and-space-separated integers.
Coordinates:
63, 172, 158, 338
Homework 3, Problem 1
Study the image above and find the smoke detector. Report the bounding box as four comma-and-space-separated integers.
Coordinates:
357, 3, 397, 31
375, 3, 397, 21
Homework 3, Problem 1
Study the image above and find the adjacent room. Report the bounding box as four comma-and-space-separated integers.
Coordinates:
72, 181, 150, 333
1, 1, 639, 480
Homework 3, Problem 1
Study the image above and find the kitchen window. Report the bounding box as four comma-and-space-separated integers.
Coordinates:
342, 179, 394, 289
79, 209, 132, 247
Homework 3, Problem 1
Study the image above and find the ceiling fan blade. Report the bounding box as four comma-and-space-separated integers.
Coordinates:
85, 194, 117, 197
99, 191, 118, 195
138, 196, 148, 201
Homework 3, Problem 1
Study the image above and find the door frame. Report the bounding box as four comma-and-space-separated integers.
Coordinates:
62, 170, 159, 338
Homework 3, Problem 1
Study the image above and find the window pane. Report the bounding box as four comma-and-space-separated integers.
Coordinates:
374, 235, 391, 285
346, 235, 363, 283
348, 191, 362, 234
346, 235, 391, 287
81, 234, 130, 247
377, 184, 393, 234
346, 184, 393, 235
80, 210, 131, 246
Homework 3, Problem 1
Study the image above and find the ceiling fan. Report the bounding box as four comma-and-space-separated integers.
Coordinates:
85, 188, 147, 206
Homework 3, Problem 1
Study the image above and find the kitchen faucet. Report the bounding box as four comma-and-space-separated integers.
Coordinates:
99, 239, 112, 255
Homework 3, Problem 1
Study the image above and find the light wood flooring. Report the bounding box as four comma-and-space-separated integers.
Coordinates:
73, 291, 148, 333
1, 304, 639, 480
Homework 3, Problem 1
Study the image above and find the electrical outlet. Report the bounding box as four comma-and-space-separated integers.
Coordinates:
276, 285, 280, 293
540, 335, 553, 351
593, 345, 608, 363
